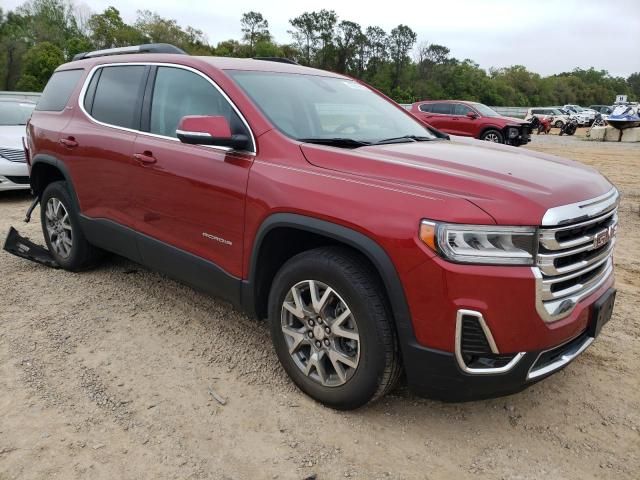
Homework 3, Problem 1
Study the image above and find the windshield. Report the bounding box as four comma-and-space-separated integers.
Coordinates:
228, 71, 436, 144
552, 109, 564, 115
0, 101, 35, 125
469, 103, 501, 117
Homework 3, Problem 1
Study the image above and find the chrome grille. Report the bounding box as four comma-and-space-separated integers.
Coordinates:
534, 190, 618, 323
0, 147, 26, 163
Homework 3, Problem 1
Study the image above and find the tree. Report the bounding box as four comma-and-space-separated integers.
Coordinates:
240, 11, 269, 54
627, 72, 640, 101
388, 24, 416, 88
288, 12, 318, 65
365, 26, 387, 76
0, 10, 30, 89
16, 41, 64, 90
88, 7, 145, 49
334, 21, 362, 74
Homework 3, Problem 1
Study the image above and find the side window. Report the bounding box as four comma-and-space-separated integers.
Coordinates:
90, 66, 147, 129
453, 104, 472, 116
36, 69, 84, 112
149, 67, 249, 142
430, 103, 452, 115
531, 109, 541, 114
419, 104, 432, 113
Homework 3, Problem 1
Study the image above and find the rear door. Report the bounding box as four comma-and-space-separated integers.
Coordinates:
64, 64, 148, 229
129, 65, 254, 278
419, 102, 453, 131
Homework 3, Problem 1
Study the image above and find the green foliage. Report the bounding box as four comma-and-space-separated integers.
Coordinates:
16, 41, 64, 90
0, 1, 637, 107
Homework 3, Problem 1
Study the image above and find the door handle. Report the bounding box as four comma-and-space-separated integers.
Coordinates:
133, 151, 157, 165
59, 137, 78, 148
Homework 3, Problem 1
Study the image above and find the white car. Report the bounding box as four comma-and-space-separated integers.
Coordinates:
0, 99, 34, 192
525, 107, 571, 128
562, 104, 594, 125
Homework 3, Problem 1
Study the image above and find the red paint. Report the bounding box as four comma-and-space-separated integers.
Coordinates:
28, 54, 615, 356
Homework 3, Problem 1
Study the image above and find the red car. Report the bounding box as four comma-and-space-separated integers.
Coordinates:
24, 44, 617, 409
410, 100, 532, 146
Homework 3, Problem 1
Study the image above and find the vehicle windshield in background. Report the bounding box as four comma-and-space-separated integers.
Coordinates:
228, 71, 437, 144
0, 101, 35, 125
469, 103, 501, 117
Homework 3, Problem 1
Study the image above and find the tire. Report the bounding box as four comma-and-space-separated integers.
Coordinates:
554, 120, 564, 128
40, 181, 102, 271
480, 129, 504, 143
268, 246, 401, 410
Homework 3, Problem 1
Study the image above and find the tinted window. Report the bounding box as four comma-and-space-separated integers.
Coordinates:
36, 69, 83, 112
91, 66, 146, 129
430, 103, 452, 115
419, 104, 432, 113
453, 104, 472, 116
150, 67, 248, 141
531, 109, 541, 114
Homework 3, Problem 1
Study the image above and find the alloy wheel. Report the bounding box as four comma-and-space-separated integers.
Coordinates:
484, 132, 500, 142
281, 280, 360, 387
44, 197, 73, 258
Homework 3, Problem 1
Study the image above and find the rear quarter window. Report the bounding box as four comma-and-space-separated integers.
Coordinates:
36, 69, 84, 112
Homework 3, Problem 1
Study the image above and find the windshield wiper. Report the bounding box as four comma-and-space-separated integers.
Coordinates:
373, 135, 434, 145
298, 137, 371, 148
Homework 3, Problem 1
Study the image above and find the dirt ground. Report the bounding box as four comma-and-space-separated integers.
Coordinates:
1, 132, 639, 480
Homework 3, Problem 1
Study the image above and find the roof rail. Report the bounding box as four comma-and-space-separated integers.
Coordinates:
253, 57, 298, 65
73, 43, 187, 61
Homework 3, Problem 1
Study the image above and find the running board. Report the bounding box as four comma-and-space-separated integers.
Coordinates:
3, 227, 59, 268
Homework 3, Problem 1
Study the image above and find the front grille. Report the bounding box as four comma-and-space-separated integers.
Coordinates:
0, 147, 26, 163
536, 198, 617, 322
5, 175, 29, 184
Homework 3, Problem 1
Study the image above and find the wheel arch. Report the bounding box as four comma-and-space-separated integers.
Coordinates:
242, 213, 415, 348
477, 125, 505, 140
30, 155, 80, 211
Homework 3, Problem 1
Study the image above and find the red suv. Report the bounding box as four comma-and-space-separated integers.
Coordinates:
410, 100, 532, 146
25, 44, 618, 409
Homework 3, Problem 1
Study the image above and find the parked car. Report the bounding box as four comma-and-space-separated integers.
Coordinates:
562, 105, 594, 126
0, 99, 34, 191
589, 105, 613, 115
410, 100, 532, 146
524, 107, 571, 128
25, 44, 618, 409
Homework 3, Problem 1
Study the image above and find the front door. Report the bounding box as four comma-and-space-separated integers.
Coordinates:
129, 65, 254, 279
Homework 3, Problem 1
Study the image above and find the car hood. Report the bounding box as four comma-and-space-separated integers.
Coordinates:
300, 137, 613, 225
0, 126, 26, 149
496, 116, 529, 125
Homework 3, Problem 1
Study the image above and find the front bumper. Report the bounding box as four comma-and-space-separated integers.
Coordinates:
403, 304, 606, 401
0, 157, 30, 191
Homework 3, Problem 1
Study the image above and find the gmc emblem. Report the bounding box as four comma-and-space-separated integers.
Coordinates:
593, 225, 616, 249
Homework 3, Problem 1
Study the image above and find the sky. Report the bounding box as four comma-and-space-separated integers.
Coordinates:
5, 0, 640, 77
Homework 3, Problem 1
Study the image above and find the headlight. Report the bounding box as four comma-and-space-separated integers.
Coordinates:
419, 221, 537, 265
508, 127, 519, 138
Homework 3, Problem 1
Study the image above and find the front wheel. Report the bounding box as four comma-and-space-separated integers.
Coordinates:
480, 129, 504, 143
268, 247, 401, 410
554, 120, 564, 128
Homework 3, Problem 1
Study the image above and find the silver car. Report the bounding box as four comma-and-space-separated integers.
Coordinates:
0, 99, 34, 192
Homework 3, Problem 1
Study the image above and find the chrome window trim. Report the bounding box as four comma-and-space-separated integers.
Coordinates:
541, 188, 619, 226
527, 333, 594, 380
77, 62, 257, 155
454, 309, 525, 375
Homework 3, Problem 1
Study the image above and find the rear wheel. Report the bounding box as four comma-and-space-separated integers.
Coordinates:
480, 129, 503, 143
40, 181, 101, 271
268, 247, 401, 410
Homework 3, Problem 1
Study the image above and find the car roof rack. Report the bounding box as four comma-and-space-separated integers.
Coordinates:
73, 43, 187, 61
253, 57, 298, 65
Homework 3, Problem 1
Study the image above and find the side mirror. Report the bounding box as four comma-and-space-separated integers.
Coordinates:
176, 115, 250, 150
466, 111, 478, 119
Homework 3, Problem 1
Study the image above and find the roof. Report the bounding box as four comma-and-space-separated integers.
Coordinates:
59, 53, 346, 79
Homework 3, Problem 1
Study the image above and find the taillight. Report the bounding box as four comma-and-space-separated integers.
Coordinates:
22, 129, 31, 166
